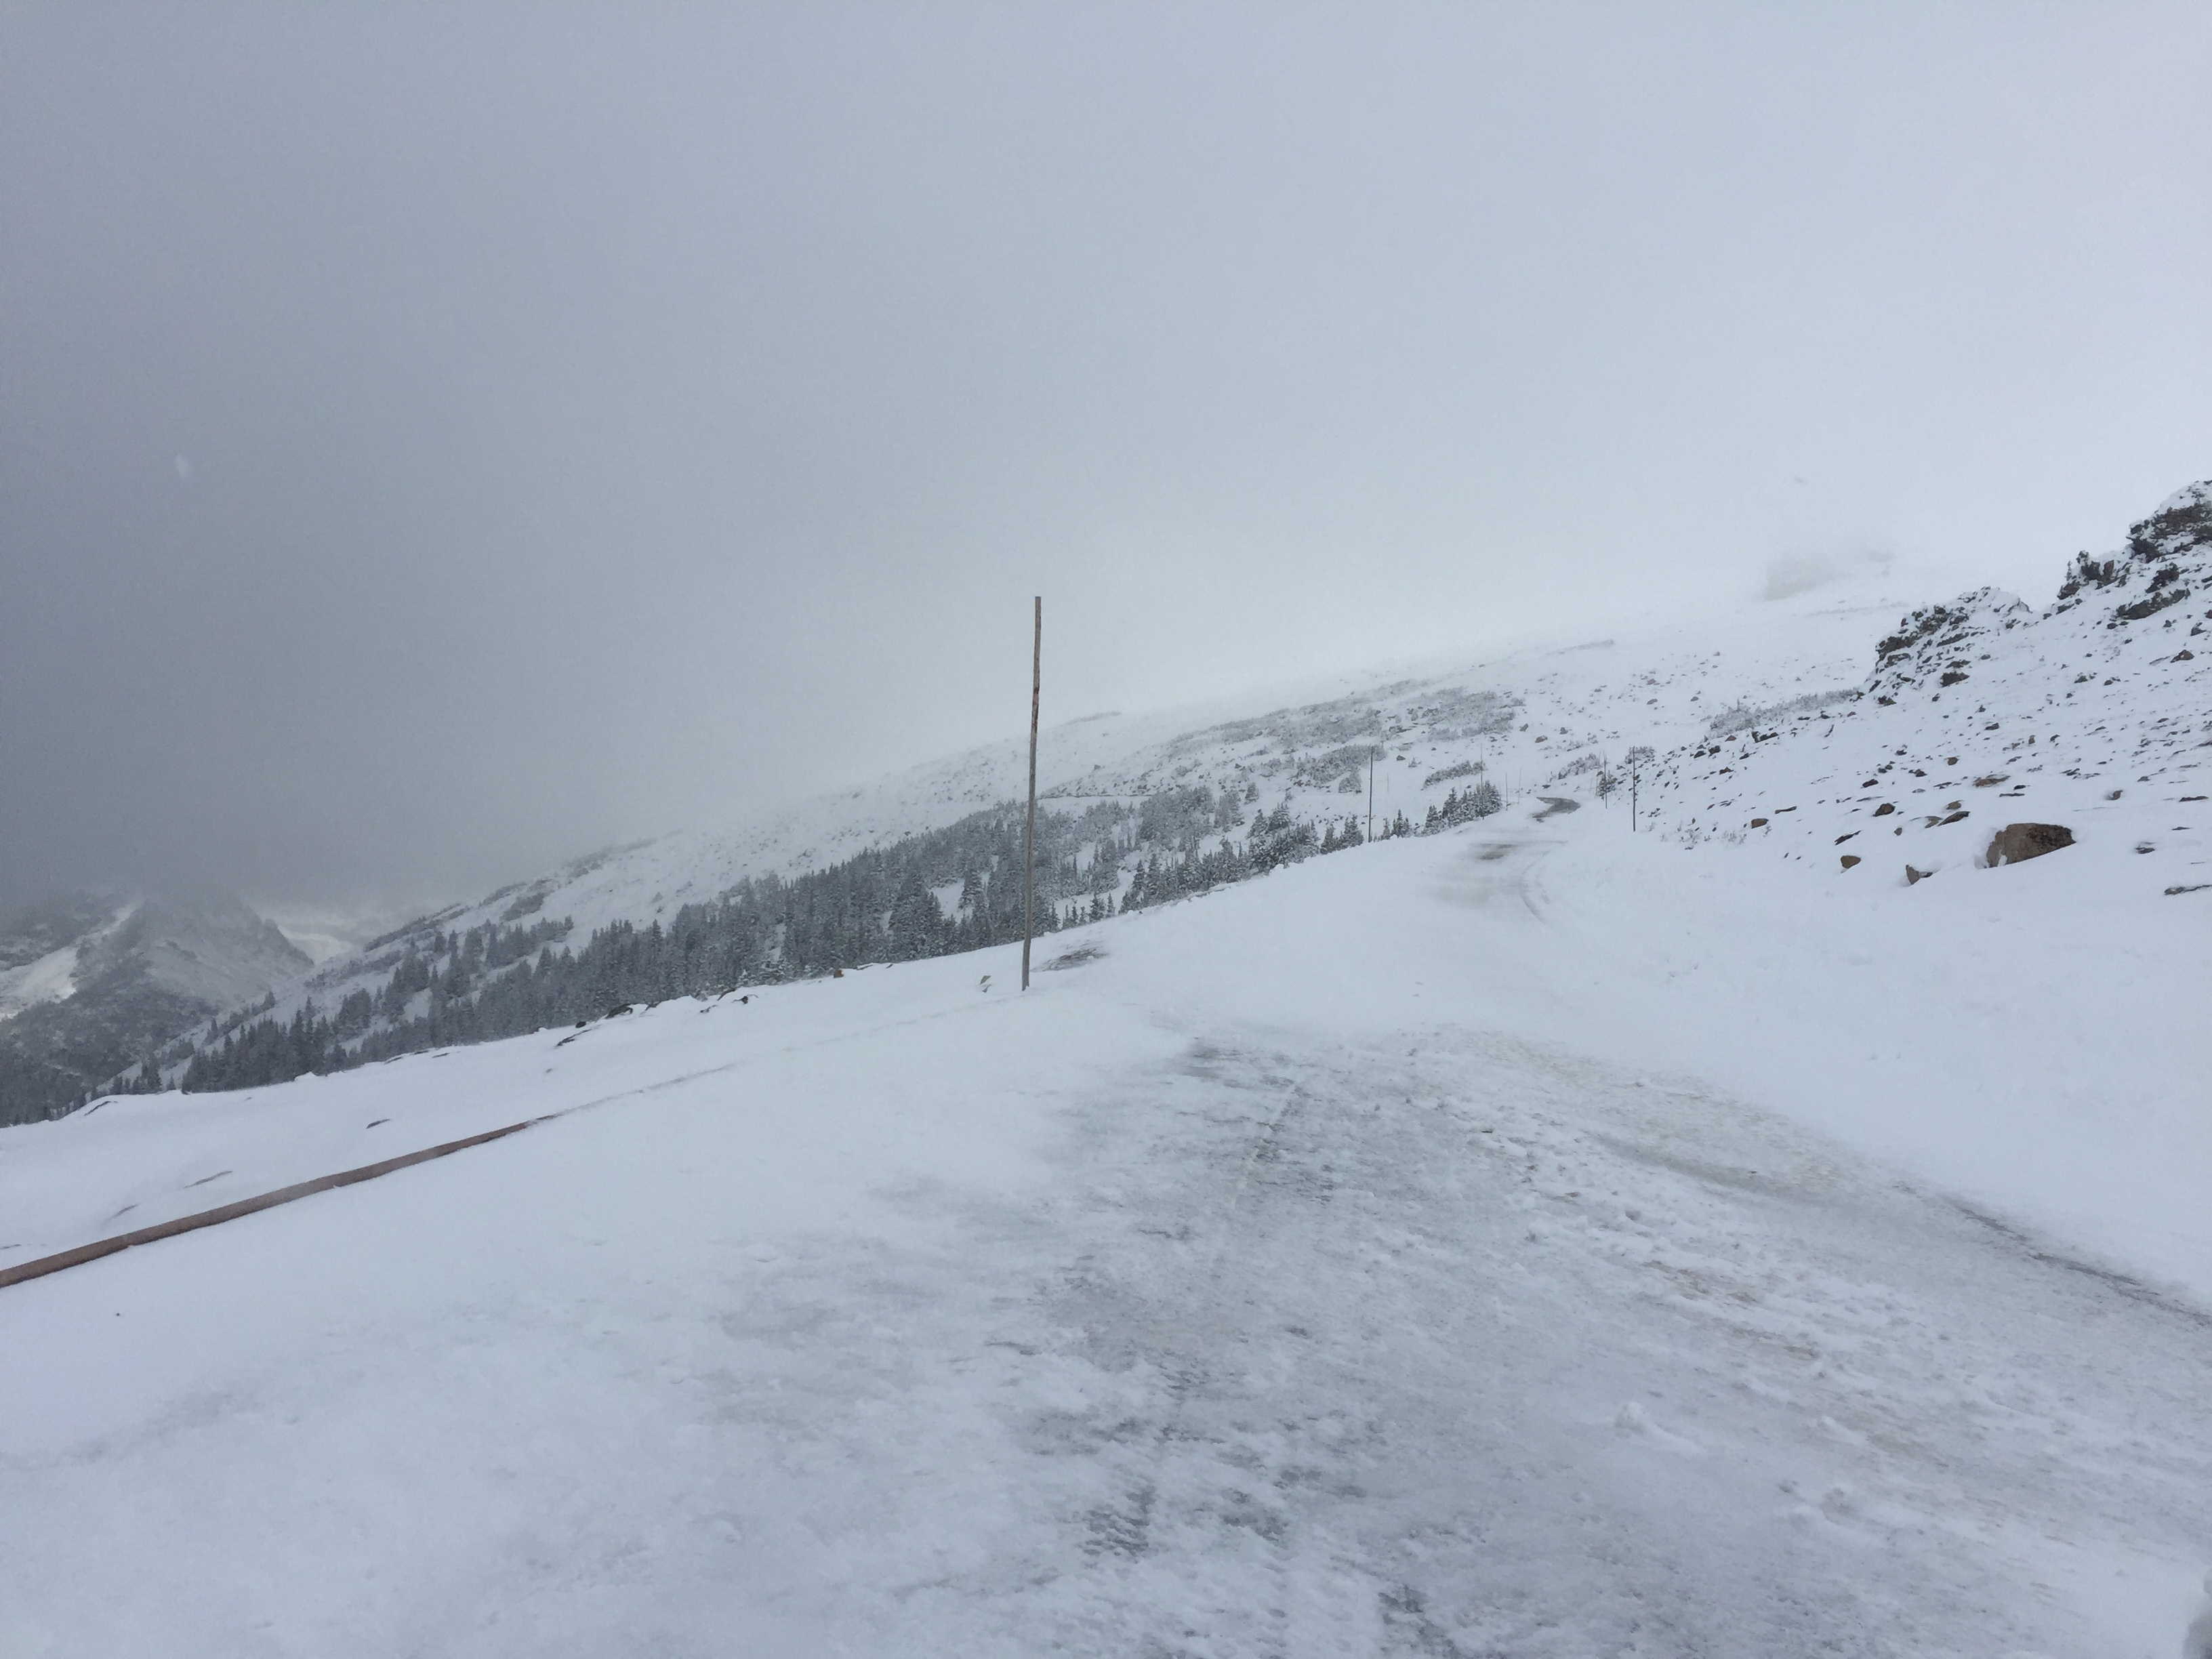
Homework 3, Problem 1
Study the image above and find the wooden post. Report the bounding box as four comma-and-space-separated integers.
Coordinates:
1366, 745, 1376, 844
1023, 596, 1041, 991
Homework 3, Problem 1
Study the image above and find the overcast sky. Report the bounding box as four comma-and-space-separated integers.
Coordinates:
3, 3, 2206, 921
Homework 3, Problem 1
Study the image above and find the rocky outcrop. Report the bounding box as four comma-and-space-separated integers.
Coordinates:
2051, 480, 2210, 629
1866, 588, 2032, 699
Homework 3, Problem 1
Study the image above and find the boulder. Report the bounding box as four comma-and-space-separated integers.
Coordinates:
1840, 855, 1862, 869
1985, 823, 2074, 867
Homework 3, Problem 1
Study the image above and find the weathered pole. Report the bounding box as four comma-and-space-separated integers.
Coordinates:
1022, 596, 1041, 991
1366, 745, 1376, 843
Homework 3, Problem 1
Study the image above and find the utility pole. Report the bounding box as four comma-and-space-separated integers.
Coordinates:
1022, 596, 1041, 991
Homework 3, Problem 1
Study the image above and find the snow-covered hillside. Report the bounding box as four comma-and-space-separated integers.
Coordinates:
197, 482, 2206, 1103
248, 571, 1889, 1050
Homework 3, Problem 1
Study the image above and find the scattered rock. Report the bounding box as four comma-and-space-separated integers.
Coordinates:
1905, 865, 1931, 884
1971, 775, 2007, 787
1749, 817, 1768, 828
2176, 649, 2196, 661
2167, 884, 2211, 896
1839, 855, 1862, 869
1872, 803, 1895, 817
1985, 823, 2074, 867
1835, 832, 1859, 844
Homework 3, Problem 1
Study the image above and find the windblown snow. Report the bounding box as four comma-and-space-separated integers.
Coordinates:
3, 484, 2209, 1658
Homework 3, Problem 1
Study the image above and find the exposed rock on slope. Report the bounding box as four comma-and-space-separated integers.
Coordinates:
2052, 480, 2210, 626
1866, 588, 2032, 699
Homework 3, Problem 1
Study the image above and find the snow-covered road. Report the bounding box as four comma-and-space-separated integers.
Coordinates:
5, 822, 2208, 1656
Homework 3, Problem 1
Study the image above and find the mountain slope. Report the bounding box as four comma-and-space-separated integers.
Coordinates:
0, 892, 311, 1124
165, 480, 2209, 1103
188, 583, 1890, 1081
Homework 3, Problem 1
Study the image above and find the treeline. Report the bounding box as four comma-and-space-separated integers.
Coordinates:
1423, 779, 1503, 831
176, 778, 1504, 1097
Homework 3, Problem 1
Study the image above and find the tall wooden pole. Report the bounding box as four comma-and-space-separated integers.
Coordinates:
1366, 745, 1376, 843
1022, 596, 1041, 991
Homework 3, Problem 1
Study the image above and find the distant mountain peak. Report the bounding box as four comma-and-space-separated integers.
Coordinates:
0, 888, 310, 1124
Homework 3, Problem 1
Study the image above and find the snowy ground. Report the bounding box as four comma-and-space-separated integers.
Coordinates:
5, 803, 2207, 1658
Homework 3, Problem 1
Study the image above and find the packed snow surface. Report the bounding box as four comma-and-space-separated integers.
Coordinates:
5, 799, 2208, 1658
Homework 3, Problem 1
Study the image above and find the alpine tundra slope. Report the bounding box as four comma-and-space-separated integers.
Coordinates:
2, 484, 2209, 1658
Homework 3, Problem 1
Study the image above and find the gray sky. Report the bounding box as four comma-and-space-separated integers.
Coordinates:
3, 3, 2207, 920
